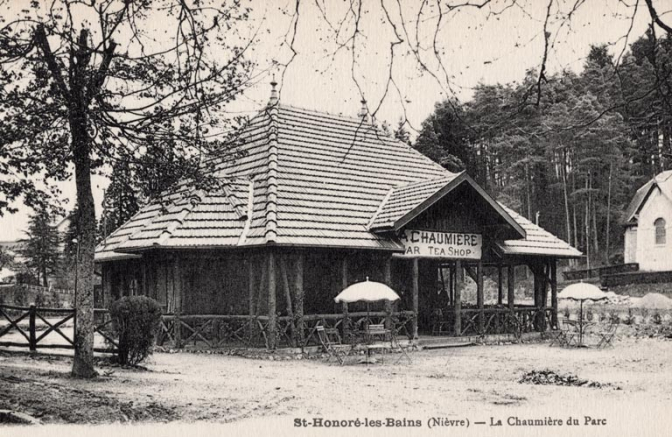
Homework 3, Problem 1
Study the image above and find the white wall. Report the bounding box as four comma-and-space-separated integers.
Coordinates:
624, 226, 637, 264
635, 189, 672, 271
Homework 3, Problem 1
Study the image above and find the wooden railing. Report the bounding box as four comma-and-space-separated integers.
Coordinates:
157, 314, 270, 349
0, 304, 117, 353
157, 311, 416, 350
436, 307, 554, 337
563, 263, 638, 281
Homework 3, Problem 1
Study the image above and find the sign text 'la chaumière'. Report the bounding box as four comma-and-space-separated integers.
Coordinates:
398, 230, 482, 260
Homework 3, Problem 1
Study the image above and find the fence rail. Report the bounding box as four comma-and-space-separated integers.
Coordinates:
0, 304, 116, 353
157, 310, 416, 350
433, 306, 554, 337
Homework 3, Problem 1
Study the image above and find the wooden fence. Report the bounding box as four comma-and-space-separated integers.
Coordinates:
156, 311, 416, 350
0, 304, 117, 353
432, 306, 554, 338
562, 263, 639, 281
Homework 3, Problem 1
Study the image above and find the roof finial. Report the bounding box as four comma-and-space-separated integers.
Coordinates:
269, 73, 278, 106
358, 98, 368, 120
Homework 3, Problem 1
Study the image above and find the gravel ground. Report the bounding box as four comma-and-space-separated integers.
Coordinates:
1, 338, 671, 436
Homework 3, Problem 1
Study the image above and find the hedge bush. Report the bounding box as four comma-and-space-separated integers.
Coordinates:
110, 296, 162, 365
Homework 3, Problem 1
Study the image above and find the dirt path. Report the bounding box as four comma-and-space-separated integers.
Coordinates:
1, 339, 671, 434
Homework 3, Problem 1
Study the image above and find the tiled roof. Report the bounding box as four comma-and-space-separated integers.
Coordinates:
496, 205, 582, 258
96, 104, 580, 260
369, 175, 459, 230
624, 170, 672, 225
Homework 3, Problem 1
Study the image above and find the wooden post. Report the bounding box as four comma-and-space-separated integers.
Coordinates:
280, 256, 296, 347
477, 260, 484, 335
497, 265, 503, 305
412, 258, 419, 340
248, 255, 256, 341
341, 255, 350, 342
294, 253, 305, 346
454, 260, 462, 336
267, 251, 277, 350
142, 261, 148, 296
384, 257, 393, 330
507, 264, 515, 310
173, 256, 183, 348
550, 259, 558, 329
257, 259, 268, 317
531, 262, 546, 332
448, 264, 454, 306
29, 304, 36, 352
173, 256, 182, 314
540, 263, 549, 332
102, 264, 112, 309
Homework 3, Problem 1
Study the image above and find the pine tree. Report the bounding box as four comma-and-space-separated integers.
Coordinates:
98, 162, 140, 242
20, 208, 61, 287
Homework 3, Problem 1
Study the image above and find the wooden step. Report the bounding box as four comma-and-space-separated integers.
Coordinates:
421, 341, 476, 350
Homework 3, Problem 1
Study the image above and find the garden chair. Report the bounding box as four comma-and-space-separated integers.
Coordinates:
390, 328, 413, 365
549, 319, 577, 347
597, 322, 618, 348
316, 325, 349, 365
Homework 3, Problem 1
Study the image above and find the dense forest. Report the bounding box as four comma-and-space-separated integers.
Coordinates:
414, 30, 672, 269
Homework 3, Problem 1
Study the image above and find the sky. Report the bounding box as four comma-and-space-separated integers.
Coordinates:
0, 0, 663, 241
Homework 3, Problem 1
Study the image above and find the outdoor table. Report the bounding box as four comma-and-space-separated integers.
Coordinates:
352, 327, 392, 363
566, 319, 594, 347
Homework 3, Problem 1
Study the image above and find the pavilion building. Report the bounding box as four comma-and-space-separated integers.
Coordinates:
95, 88, 581, 349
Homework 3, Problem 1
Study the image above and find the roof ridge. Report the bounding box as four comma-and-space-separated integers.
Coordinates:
237, 180, 255, 246
264, 105, 280, 243
367, 187, 395, 230
278, 103, 374, 125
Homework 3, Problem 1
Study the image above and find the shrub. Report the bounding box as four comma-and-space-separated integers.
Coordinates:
652, 312, 663, 325
623, 308, 635, 325
110, 296, 162, 366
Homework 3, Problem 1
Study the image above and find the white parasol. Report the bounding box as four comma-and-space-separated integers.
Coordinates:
334, 278, 400, 303
558, 282, 608, 345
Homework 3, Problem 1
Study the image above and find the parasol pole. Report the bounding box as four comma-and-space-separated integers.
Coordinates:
579, 299, 584, 345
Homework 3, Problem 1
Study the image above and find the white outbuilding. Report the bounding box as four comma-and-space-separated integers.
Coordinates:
623, 170, 672, 271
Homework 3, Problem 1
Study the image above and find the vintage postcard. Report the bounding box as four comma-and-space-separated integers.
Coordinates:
0, 0, 670, 436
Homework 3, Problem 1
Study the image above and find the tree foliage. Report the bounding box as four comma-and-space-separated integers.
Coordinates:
98, 161, 139, 242
0, 0, 255, 378
414, 33, 672, 267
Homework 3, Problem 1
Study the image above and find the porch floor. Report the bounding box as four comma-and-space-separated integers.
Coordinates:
417, 331, 545, 349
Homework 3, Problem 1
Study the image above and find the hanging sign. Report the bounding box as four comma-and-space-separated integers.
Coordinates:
398, 230, 482, 259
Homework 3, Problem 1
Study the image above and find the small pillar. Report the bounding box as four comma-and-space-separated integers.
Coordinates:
384, 257, 393, 330
550, 259, 558, 329
409, 258, 418, 340
477, 260, 484, 335
341, 255, 350, 341
454, 260, 462, 336
267, 251, 277, 350
507, 264, 515, 310
497, 265, 503, 305
248, 256, 256, 341
295, 253, 305, 345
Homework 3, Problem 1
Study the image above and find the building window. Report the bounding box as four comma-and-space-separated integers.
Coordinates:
655, 218, 666, 245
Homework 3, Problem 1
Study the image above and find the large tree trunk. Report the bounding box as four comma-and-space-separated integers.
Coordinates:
69, 39, 97, 378
70, 121, 97, 378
